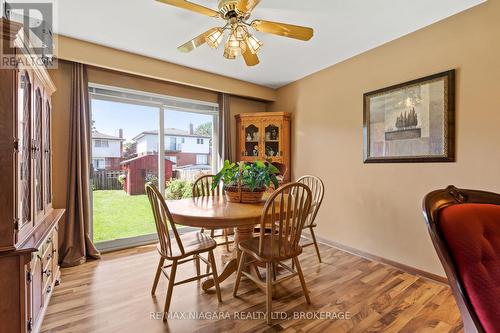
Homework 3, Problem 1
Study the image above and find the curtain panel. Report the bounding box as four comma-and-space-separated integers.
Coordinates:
218, 93, 233, 163
59, 63, 100, 267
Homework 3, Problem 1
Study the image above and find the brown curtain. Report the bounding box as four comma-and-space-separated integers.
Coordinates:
218, 93, 233, 162
59, 63, 100, 267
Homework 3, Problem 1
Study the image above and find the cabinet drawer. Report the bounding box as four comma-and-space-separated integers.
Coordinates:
41, 234, 54, 257
42, 257, 53, 286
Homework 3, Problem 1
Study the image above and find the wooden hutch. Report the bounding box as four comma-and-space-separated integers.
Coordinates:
0, 19, 64, 333
235, 112, 291, 182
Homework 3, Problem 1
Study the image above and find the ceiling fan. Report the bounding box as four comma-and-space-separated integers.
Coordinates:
156, 0, 314, 66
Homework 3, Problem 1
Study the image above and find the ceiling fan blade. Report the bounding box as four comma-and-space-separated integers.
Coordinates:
156, 0, 220, 18
251, 20, 314, 41
237, 0, 261, 15
242, 42, 259, 66
178, 28, 219, 53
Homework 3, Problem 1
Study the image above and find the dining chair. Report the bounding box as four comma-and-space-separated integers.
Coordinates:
146, 183, 222, 320
296, 175, 325, 263
423, 185, 500, 333
193, 174, 233, 252
233, 182, 312, 324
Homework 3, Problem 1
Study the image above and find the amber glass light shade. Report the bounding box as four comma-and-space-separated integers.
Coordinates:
224, 31, 246, 59
246, 34, 263, 54
206, 28, 225, 49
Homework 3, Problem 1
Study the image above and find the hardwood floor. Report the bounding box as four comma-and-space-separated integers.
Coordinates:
41, 241, 463, 333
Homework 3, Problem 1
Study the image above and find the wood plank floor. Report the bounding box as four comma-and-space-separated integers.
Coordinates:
41, 241, 463, 333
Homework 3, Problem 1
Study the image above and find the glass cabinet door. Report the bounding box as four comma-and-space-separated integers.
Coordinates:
44, 100, 52, 207
264, 122, 282, 161
33, 88, 44, 221
16, 70, 32, 231
241, 121, 261, 159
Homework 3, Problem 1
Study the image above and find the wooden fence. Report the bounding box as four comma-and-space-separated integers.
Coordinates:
93, 170, 123, 190
173, 169, 209, 182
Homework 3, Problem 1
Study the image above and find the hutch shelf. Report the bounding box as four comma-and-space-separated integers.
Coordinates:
235, 112, 291, 182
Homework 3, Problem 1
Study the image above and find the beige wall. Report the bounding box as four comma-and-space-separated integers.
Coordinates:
49, 63, 268, 210
270, 0, 500, 276
55, 35, 276, 102
49, 61, 72, 210
87, 66, 218, 104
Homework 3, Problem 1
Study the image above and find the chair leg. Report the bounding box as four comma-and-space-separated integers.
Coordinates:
208, 250, 222, 303
206, 253, 211, 274
151, 257, 165, 295
163, 259, 178, 321
309, 226, 322, 263
224, 229, 230, 252
233, 252, 246, 297
266, 262, 273, 325
293, 257, 311, 304
194, 254, 200, 277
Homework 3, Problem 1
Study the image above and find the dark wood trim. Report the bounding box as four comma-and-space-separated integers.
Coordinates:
423, 185, 500, 333
363, 69, 456, 163
303, 231, 448, 285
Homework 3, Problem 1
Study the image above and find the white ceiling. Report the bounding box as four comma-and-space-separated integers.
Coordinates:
53, 0, 484, 88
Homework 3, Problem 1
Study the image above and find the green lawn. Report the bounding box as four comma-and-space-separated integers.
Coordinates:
92, 190, 158, 242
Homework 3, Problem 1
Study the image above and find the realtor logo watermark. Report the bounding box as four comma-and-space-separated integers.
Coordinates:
150, 311, 352, 321
1, 1, 56, 69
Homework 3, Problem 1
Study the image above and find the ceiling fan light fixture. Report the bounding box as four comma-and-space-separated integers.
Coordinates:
206, 28, 225, 49
159, 0, 313, 66
246, 34, 263, 54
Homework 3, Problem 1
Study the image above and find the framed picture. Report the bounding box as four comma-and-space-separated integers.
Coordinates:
363, 70, 455, 163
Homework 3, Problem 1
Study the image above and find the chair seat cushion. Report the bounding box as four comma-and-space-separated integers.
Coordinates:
439, 203, 500, 333
238, 235, 302, 262
158, 232, 216, 259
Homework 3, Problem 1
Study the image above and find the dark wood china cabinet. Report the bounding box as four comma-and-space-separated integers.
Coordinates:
0, 19, 64, 333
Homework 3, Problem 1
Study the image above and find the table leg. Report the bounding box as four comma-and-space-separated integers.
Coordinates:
202, 225, 255, 291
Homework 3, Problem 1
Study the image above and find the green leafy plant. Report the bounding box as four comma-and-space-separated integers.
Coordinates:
117, 174, 126, 185
212, 160, 280, 192
145, 174, 158, 187
165, 179, 193, 200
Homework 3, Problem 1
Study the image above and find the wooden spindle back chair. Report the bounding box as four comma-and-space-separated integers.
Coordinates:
233, 182, 312, 324
296, 175, 325, 262
193, 175, 233, 252
146, 183, 184, 259
259, 182, 312, 259
192, 174, 221, 197
146, 183, 222, 320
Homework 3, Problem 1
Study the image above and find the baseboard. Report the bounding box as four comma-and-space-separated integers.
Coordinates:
303, 232, 449, 285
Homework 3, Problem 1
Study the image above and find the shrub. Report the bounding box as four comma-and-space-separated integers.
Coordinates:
165, 179, 193, 200
145, 173, 158, 187
118, 174, 126, 185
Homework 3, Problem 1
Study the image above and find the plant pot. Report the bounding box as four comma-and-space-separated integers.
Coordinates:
224, 185, 266, 204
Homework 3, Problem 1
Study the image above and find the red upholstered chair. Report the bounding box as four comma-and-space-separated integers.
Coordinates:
423, 185, 500, 333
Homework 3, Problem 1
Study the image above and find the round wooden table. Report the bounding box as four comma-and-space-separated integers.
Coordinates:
167, 195, 267, 290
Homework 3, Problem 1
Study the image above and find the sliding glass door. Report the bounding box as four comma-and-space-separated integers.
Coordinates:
163, 108, 218, 200
89, 85, 219, 251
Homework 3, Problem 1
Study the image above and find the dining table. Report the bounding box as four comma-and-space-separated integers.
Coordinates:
167, 194, 270, 291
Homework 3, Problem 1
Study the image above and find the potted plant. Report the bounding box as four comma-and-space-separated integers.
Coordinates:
212, 160, 280, 203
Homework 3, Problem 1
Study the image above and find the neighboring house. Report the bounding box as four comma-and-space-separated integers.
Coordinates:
131, 125, 211, 167
91, 130, 124, 170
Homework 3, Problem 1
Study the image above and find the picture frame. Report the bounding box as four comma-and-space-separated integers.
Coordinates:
363, 70, 455, 163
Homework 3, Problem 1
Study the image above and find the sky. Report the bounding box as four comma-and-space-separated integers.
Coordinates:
91, 99, 214, 142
